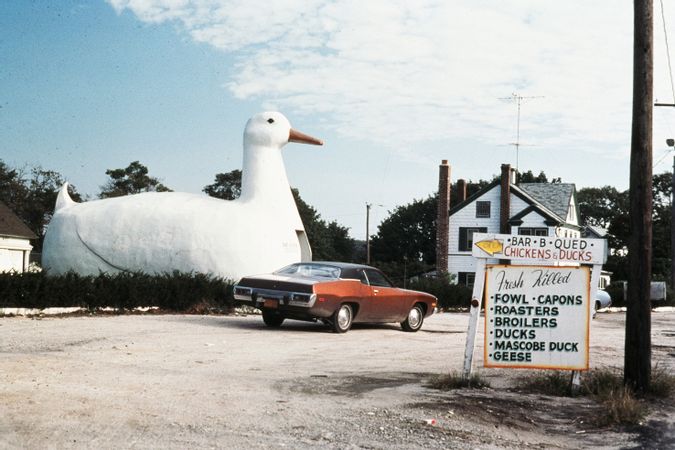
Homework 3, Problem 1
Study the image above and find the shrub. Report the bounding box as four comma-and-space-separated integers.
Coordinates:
407, 276, 472, 310
0, 271, 234, 313
605, 283, 625, 307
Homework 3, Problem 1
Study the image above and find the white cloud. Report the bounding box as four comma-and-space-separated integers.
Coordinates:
108, 0, 674, 161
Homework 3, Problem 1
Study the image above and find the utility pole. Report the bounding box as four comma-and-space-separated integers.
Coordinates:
656, 130, 675, 291
366, 203, 371, 264
665, 140, 675, 290
625, 0, 653, 392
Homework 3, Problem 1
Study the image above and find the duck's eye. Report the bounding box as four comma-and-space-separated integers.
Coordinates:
267, 118, 275, 124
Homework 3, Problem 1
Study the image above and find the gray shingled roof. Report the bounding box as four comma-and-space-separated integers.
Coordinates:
518, 183, 575, 219
0, 201, 37, 239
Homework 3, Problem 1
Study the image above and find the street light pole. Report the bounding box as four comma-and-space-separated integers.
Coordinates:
671, 150, 675, 291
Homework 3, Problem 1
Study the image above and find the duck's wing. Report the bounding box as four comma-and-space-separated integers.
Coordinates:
73, 193, 223, 273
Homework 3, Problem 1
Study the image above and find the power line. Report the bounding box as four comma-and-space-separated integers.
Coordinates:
659, 0, 675, 103
654, 148, 673, 167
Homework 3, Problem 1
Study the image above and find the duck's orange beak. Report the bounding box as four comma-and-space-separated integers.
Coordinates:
289, 128, 323, 146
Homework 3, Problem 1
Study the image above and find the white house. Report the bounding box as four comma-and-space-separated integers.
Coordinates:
446, 164, 582, 285
0, 201, 37, 273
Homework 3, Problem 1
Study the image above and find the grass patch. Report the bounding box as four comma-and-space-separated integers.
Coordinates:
648, 364, 675, 398
516, 367, 675, 426
597, 385, 646, 426
519, 370, 574, 396
582, 367, 624, 398
582, 369, 646, 425
428, 371, 490, 390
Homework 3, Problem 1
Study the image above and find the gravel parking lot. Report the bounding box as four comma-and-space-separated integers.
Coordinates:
1, 311, 674, 449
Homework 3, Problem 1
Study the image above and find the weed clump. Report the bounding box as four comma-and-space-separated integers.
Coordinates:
647, 364, 675, 398
428, 371, 491, 390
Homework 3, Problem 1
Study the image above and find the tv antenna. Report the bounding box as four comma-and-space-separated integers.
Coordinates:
499, 93, 544, 172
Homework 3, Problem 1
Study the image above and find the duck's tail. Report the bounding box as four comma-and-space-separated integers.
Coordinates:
55, 182, 76, 212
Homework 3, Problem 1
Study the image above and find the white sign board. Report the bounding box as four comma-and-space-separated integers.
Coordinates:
484, 265, 590, 370
462, 234, 605, 378
471, 233, 607, 265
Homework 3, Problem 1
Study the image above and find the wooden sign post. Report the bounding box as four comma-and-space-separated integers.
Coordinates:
462, 233, 608, 378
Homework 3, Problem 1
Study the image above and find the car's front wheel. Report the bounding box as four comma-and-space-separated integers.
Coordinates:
262, 309, 285, 327
331, 304, 353, 333
401, 304, 424, 332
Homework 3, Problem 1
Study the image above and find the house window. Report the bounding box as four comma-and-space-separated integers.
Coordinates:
519, 227, 548, 236
459, 227, 487, 251
476, 201, 491, 218
458, 272, 476, 287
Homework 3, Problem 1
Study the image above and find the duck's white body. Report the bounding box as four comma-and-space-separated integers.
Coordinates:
42, 112, 322, 280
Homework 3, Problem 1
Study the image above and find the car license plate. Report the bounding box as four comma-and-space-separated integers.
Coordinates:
263, 298, 278, 309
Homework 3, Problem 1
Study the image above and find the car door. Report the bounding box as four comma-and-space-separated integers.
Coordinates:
363, 268, 405, 322
346, 268, 375, 321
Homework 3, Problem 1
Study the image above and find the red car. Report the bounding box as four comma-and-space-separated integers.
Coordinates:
234, 262, 437, 333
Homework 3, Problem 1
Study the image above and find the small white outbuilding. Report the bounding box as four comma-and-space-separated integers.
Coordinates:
0, 201, 37, 273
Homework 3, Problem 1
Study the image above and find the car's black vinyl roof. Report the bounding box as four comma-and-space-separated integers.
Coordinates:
297, 261, 376, 270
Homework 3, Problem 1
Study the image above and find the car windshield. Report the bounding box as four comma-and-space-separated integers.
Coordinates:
275, 263, 341, 279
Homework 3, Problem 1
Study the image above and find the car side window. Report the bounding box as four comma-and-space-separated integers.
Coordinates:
364, 269, 392, 287
356, 269, 369, 285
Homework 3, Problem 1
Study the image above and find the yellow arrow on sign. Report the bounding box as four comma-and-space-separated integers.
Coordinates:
475, 239, 504, 257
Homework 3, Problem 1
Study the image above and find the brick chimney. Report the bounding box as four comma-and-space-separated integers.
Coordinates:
436, 160, 451, 276
500, 164, 513, 234
456, 179, 467, 203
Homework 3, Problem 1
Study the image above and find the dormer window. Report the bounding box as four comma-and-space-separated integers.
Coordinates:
476, 201, 491, 218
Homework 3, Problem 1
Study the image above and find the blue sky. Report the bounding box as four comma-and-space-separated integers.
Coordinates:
3, 1, 675, 239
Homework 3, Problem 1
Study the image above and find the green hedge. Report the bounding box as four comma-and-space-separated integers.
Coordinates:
0, 271, 234, 312
407, 277, 472, 310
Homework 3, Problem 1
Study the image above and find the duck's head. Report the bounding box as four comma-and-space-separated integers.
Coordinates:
244, 112, 323, 148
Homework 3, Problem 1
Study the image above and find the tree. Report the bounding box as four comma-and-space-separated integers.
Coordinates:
371, 177, 495, 284
577, 174, 671, 284
203, 170, 242, 200
577, 186, 630, 258
370, 196, 438, 283
0, 160, 81, 252
450, 179, 491, 206
578, 186, 630, 280
517, 170, 549, 183
292, 189, 354, 261
577, 186, 628, 229
25, 168, 82, 250
0, 161, 26, 211
99, 161, 171, 198
652, 172, 672, 282
202, 170, 355, 261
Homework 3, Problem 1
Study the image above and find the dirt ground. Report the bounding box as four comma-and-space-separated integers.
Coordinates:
1, 310, 674, 449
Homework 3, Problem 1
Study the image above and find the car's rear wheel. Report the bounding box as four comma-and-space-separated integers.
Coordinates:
262, 309, 284, 327
401, 304, 424, 332
332, 304, 353, 333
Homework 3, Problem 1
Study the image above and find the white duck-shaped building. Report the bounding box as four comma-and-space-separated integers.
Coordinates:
42, 112, 323, 280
